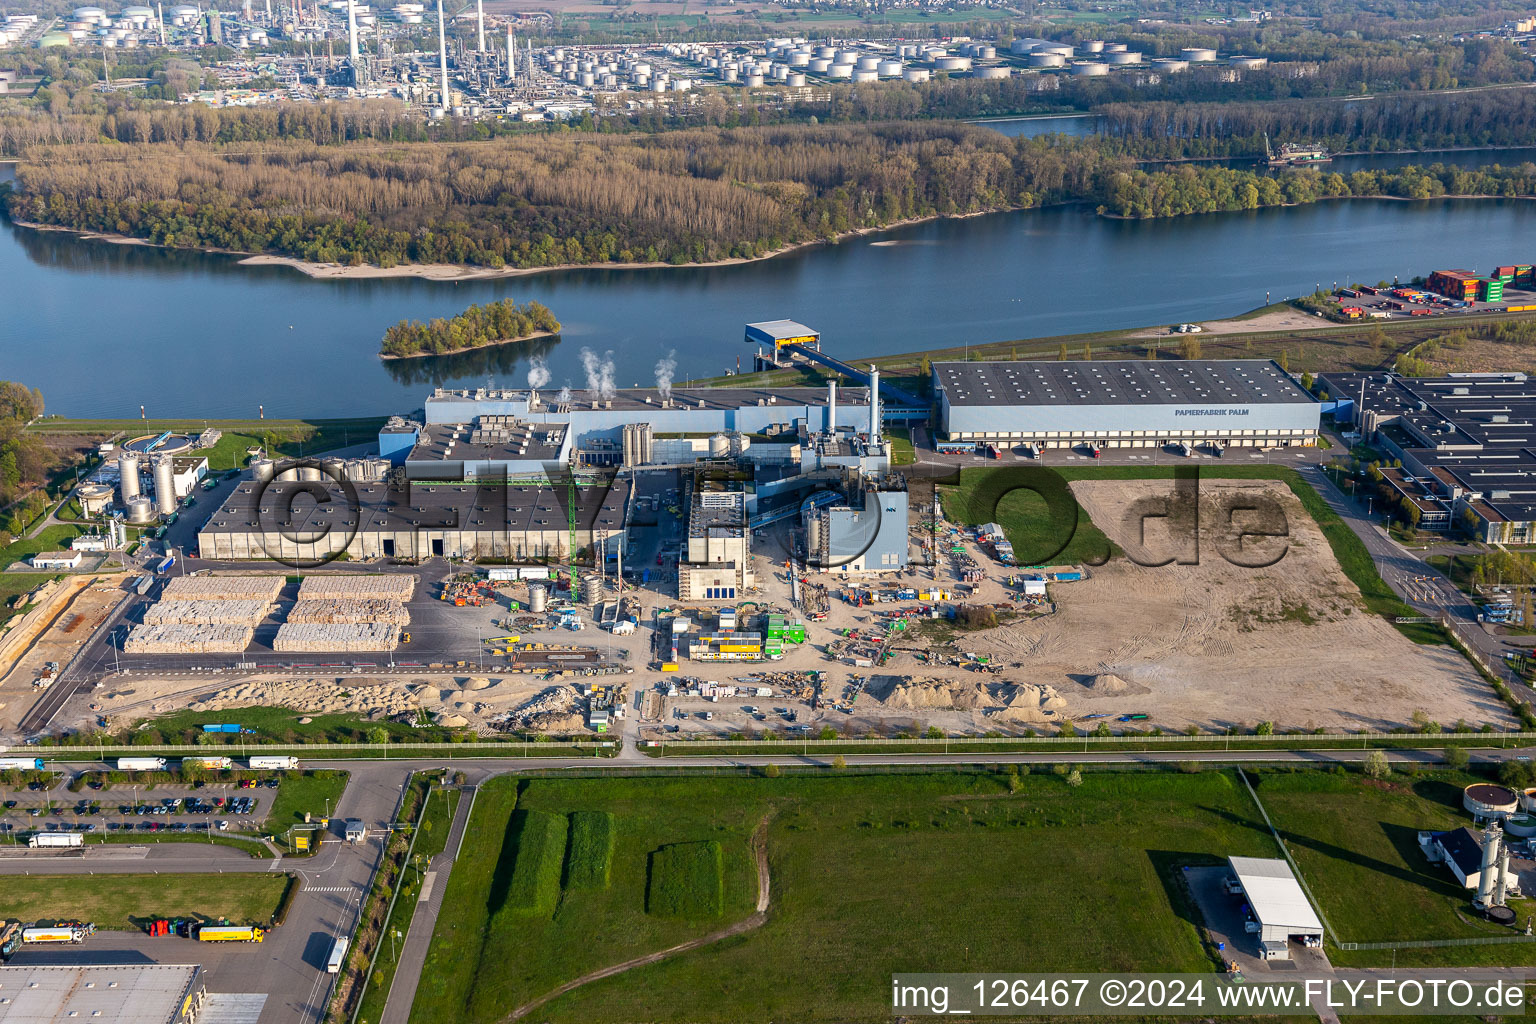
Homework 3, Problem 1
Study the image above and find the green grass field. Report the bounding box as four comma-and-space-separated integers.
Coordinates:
26, 417, 386, 472
0, 873, 288, 930
0, 523, 84, 570
647, 840, 724, 919
263, 770, 349, 836
412, 770, 1281, 1024
503, 809, 568, 917
0, 572, 58, 627
565, 810, 616, 889
1253, 770, 1536, 966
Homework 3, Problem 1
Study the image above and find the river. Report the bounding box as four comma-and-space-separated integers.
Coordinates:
3, 162, 1535, 419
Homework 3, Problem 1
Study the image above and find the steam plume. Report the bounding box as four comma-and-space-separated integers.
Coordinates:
655, 350, 677, 403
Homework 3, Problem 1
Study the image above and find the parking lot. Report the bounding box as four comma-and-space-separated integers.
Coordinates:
0, 777, 272, 843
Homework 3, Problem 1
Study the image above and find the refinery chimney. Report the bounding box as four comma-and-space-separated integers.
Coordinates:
827, 380, 836, 434
867, 366, 881, 444
346, 0, 358, 63
156, 1, 166, 43
475, 0, 484, 51
435, 0, 450, 114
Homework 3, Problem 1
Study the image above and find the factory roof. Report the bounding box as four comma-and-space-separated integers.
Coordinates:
406, 421, 568, 464
199, 478, 629, 536
1227, 856, 1324, 933
0, 964, 202, 1024
1437, 827, 1485, 878
425, 386, 857, 417
744, 319, 820, 343
933, 359, 1312, 407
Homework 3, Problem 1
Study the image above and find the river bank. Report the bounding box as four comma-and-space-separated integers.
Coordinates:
379, 330, 557, 360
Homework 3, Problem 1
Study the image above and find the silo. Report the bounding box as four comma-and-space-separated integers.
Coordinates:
902, 67, 930, 82
744, 73, 763, 87
528, 583, 548, 613
370, 458, 393, 481
344, 459, 367, 481
722, 67, 738, 82
250, 458, 275, 483
1081, 39, 1104, 53
126, 496, 156, 524
788, 51, 809, 66
321, 457, 346, 480
814, 44, 835, 59
1180, 47, 1217, 61
877, 60, 902, 77
77, 483, 114, 516
580, 575, 602, 604
709, 433, 731, 457
152, 456, 177, 516
579, 72, 594, 87
298, 464, 324, 482
276, 464, 300, 482
1028, 52, 1065, 67
117, 452, 141, 502
1103, 50, 1141, 64
1070, 62, 1110, 76
975, 45, 995, 59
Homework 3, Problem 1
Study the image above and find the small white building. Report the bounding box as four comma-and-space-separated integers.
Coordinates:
29, 550, 82, 570
1226, 856, 1325, 959
70, 534, 110, 553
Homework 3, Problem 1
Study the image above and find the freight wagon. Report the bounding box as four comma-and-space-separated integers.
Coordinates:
0, 757, 44, 770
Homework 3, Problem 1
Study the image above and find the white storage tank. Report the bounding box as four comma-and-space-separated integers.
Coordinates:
1103, 41, 1127, 52
126, 496, 156, 524
1040, 44, 1073, 58
851, 69, 877, 82
1028, 51, 1065, 67
1152, 58, 1188, 73
972, 67, 1010, 79
877, 60, 902, 77
1228, 55, 1268, 69
1103, 50, 1141, 64
815, 44, 835, 59
709, 433, 731, 457
827, 63, 851, 78
933, 56, 971, 71
1081, 39, 1105, 53
721, 67, 738, 82
1464, 783, 1519, 820
77, 483, 114, 516
788, 51, 809, 66
117, 453, 141, 502
744, 73, 763, 87
529, 583, 548, 612
1180, 47, 1217, 61
579, 72, 594, 87
975, 45, 995, 59
250, 459, 275, 483
786, 73, 806, 86
809, 59, 830, 73
1009, 38, 1035, 55
1070, 62, 1110, 76
152, 456, 176, 515
901, 67, 930, 82
856, 55, 880, 71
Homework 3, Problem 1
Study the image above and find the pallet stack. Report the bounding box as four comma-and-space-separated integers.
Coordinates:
272, 622, 401, 652
124, 623, 255, 654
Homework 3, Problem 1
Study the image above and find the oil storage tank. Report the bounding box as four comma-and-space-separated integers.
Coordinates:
1180, 47, 1217, 61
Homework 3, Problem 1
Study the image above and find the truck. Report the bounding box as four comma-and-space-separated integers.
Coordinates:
0, 757, 44, 771
29, 832, 84, 849
116, 757, 168, 772
196, 924, 264, 943
154, 555, 175, 575
182, 756, 233, 771
134, 574, 155, 596
0, 921, 22, 961
23, 924, 93, 944
248, 755, 299, 771
326, 936, 350, 974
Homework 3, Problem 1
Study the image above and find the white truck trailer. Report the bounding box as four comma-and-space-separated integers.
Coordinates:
248, 756, 300, 770
116, 757, 168, 771
28, 833, 84, 849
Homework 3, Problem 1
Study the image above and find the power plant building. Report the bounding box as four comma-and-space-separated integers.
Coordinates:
934, 359, 1319, 448
807, 483, 910, 574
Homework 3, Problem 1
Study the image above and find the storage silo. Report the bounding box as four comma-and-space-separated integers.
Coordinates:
809, 59, 830, 73
276, 464, 300, 482
580, 575, 602, 604
788, 50, 809, 66
1028, 51, 1065, 67
744, 73, 764, 87
814, 44, 835, 59
1070, 62, 1110, 76
152, 456, 177, 515
250, 458, 275, 483
787, 73, 806, 86
77, 483, 114, 516
117, 452, 141, 502
827, 63, 851, 78
852, 69, 878, 82
298, 464, 324, 482
1180, 47, 1217, 61
126, 496, 156, 524
709, 433, 731, 457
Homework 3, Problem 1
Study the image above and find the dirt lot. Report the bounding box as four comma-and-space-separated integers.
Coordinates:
948, 479, 1513, 733
0, 575, 132, 733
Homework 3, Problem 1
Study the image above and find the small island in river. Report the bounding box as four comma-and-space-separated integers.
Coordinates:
380, 299, 560, 359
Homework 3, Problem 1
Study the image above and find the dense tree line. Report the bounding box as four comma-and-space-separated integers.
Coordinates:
4, 124, 1128, 267
381, 300, 560, 358
0, 382, 53, 539
1096, 88, 1536, 160
1102, 161, 1536, 218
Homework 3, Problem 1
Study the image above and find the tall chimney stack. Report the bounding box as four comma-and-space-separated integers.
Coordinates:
435, 0, 450, 114
867, 366, 880, 444
475, 0, 484, 52
827, 380, 836, 435
346, 0, 358, 62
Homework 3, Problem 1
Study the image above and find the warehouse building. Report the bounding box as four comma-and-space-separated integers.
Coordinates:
1318, 370, 1536, 542
678, 474, 755, 601
197, 477, 629, 562
0, 964, 205, 1024
933, 359, 1319, 449
1225, 856, 1325, 960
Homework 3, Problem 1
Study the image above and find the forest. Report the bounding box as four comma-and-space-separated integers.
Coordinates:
380, 300, 561, 358
0, 382, 54, 540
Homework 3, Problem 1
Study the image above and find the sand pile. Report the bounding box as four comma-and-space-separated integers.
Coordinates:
1081, 672, 1151, 697
984, 683, 1069, 724
436, 712, 470, 727
179, 677, 420, 718
464, 677, 492, 691
874, 677, 1067, 722
499, 685, 584, 731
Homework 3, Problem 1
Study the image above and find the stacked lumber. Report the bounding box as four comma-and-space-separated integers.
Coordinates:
286, 599, 410, 626
124, 623, 254, 654
297, 575, 415, 601
273, 622, 401, 652
143, 600, 272, 627
162, 576, 284, 602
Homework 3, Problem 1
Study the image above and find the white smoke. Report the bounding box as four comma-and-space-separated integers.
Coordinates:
655, 350, 677, 403
526, 356, 550, 392
556, 384, 572, 406
580, 346, 617, 401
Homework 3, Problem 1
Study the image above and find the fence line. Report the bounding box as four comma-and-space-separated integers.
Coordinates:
646, 729, 1536, 753
1234, 767, 1340, 946
1338, 935, 1536, 951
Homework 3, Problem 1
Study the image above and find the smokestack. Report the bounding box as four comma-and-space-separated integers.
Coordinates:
1476, 823, 1501, 907
827, 380, 836, 434
1497, 837, 1511, 907
435, 0, 449, 114
476, 0, 484, 52
157, 1, 165, 43
867, 365, 880, 444
346, 0, 358, 62
506, 28, 514, 77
